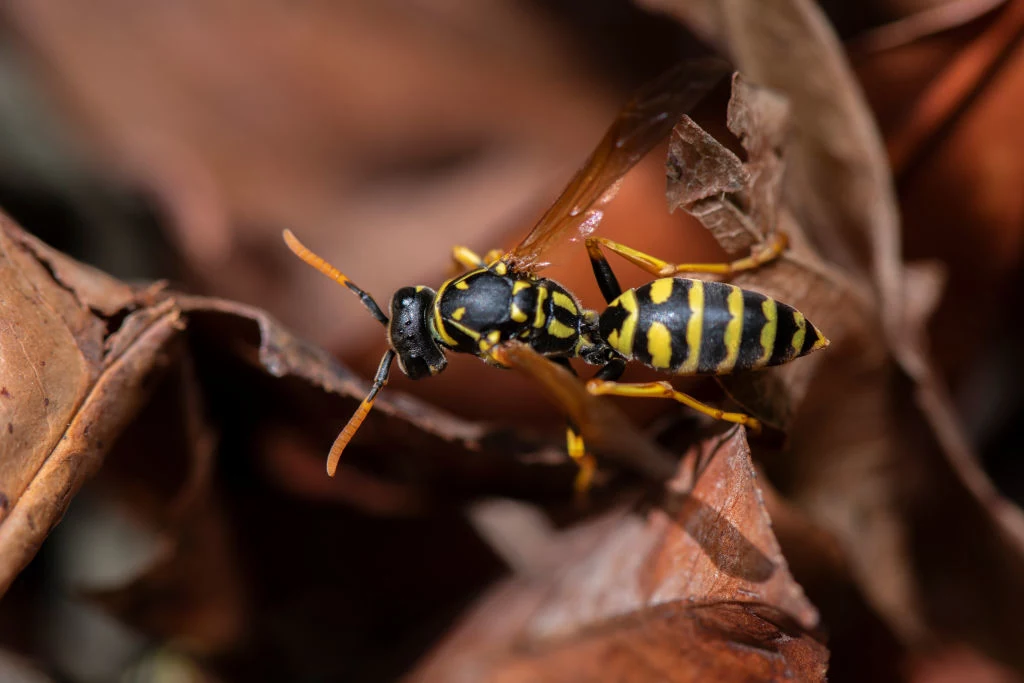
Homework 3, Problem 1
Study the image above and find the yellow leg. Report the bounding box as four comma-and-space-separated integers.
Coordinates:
585, 232, 787, 278
566, 426, 596, 494
452, 245, 486, 270
451, 246, 506, 271
586, 379, 762, 434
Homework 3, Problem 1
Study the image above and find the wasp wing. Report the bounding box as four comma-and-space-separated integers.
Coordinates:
505, 58, 731, 273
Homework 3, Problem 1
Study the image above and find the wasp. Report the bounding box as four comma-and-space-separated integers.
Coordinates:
283, 59, 828, 491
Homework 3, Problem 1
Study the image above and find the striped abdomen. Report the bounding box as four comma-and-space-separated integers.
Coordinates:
598, 278, 828, 375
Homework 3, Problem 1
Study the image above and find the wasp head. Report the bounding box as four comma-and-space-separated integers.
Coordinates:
388, 286, 447, 379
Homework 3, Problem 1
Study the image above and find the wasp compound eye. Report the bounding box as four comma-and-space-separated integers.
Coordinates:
388, 287, 447, 380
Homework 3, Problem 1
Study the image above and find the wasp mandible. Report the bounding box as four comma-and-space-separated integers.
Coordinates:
284, 60, 828, 491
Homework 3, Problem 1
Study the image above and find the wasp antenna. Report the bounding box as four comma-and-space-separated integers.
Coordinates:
326, 349, 396, 476
283, 229, 389, 326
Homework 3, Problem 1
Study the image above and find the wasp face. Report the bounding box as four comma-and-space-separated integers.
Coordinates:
388, 286, 447, 380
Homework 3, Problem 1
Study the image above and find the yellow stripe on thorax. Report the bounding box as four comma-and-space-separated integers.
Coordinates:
547, 318, 577, 339
432, 280, 459, 346
606, 289, 638, 356
533, 287, 548, 328
757, 298, 777, 367
678, 280, 704, 374
478, 329, 502, 352
646, 321, 673, 369
716, 286, 745, 373
512, 280, 532, 323
510, 304, 528, 323
446, 317, 481, 341
551, 290, 578, 315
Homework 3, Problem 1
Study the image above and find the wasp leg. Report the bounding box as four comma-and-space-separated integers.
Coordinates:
552, 357, 598, 493
585, 233, 788, 279
560, 358, 629, 494
586, 237, 623, 303
586, 379, 762, 433
452, 246, 487, 270
451, 246, 506, 271
566, 426, 594, 495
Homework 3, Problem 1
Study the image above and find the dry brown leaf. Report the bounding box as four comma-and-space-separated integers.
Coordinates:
665, 117, 757, 254
3, 2, 1022, 678
640, 0, 906, 341
856, 0, 1024, 393
173, 295, 582, 504
648, 3, 1024, 674
407, 428, 826, 682
0, 209, 592, 668
666, 73, 873, 428
0, 214, 177, 595
0, 217, 572, 682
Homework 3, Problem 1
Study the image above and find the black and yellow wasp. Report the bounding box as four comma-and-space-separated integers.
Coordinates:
283, 60, 828, 491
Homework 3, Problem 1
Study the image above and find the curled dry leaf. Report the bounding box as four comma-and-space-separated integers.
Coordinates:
173, 295, 582, 504
408, 428, 826, 683
666, 74, 791, 256
0, 201, 584, 586
666, 74, 873, 428
641, 0, 906, 340
857, 0, 1024, 396
649, 4, 1024, 675
0, 215, 179, 595
174, 294, 487, 457
665, 117, 756, 254
0, 208, 596, 676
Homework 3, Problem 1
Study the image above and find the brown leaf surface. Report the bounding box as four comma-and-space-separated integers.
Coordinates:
856, 0, 1024, 391
172, 295, 584, 506
665, 117, 755, 254
649, 2, 1024, 674
0, 215, 178, 595
641, 0, 906, 338
853, 5, 1024, 664
0, 209, 587, 673
408, 428, 825, 683
666, 73, 872, 429
2, 1, 1023, 679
